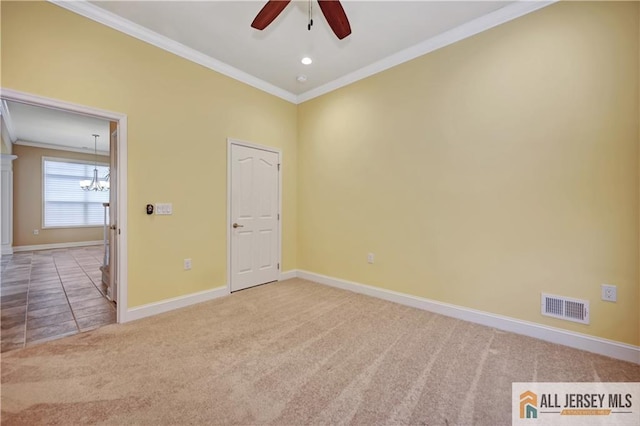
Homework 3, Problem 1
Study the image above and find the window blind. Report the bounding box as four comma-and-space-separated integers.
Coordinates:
43, 158, 109, 228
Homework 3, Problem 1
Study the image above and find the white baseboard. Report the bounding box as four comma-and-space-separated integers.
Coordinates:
1, 244, 13, 256
124, 286, 229, 323
279, 270, 297, 281
12, 240, 102, 252
295, 269, 640, 365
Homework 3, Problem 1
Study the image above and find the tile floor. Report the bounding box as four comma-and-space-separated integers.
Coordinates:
1, 246, 116, 352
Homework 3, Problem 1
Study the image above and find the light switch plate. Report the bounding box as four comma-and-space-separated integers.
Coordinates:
155, 203, 173, 215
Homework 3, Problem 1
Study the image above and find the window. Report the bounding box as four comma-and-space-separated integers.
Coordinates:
43, 157, 109, 228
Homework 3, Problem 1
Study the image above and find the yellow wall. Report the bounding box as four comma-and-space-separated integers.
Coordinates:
12, 144, 108, 246
2, 1, 638, 346
298, 1, 639, 345
1, 1, 298, 307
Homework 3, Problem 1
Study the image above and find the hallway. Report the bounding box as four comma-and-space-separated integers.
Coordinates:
1, 246, 116, 352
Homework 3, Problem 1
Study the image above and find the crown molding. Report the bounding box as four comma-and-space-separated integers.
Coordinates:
49, 0, 556, 106
14, 139, 109, 157
48, 0, 298, 104
296, 1, 558, 103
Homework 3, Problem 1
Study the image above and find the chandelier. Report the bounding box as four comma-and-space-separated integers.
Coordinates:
79, 134, 109, 191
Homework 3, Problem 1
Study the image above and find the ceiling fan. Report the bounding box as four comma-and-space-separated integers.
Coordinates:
251, 0, 352, 40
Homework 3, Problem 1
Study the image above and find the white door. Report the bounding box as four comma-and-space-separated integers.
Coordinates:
230, 143, 280, 292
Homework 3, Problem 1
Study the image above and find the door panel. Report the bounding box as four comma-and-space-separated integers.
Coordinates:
230, 144, 279, 292
258, 229, 273, 269
237, 231, 253, 273
238, 158, 253, 218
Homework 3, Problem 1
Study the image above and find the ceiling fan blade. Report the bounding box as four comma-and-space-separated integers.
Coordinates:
317, 0, 351, 40
251, 0, 292, 30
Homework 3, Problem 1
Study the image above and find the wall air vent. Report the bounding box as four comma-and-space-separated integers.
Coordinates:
541, 293, 589, 324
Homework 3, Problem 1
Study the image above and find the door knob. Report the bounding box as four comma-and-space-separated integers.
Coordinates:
232, 223, 243, 228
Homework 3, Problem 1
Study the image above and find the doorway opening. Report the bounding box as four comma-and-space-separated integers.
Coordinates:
0, 88, 128, 350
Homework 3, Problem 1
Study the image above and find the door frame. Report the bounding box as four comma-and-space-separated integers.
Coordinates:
0, 88, 128, 324
226, 138, 282, 293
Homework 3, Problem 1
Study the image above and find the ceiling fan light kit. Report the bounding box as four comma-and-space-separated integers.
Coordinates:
251, 0, 351, 40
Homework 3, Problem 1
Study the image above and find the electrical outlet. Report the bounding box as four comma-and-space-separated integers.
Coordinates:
367, 253, 375, 264
33, 229, 39, 235
184, 258, 192, 270
601, 284, 617, 302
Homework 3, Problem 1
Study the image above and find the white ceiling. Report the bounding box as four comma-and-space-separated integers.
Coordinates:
2, 101, 111, 154
51, 0, 554, 103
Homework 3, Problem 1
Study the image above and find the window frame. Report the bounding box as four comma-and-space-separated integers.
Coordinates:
41, 155, 110, 229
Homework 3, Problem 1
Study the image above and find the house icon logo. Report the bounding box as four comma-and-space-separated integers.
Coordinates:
520, 390, 538, 419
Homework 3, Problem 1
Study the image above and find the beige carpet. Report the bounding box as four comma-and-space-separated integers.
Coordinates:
1, 278, 639, 425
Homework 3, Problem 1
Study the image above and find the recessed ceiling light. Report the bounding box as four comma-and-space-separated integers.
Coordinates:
301, 57, 312, 65
297, 75, 307, 83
